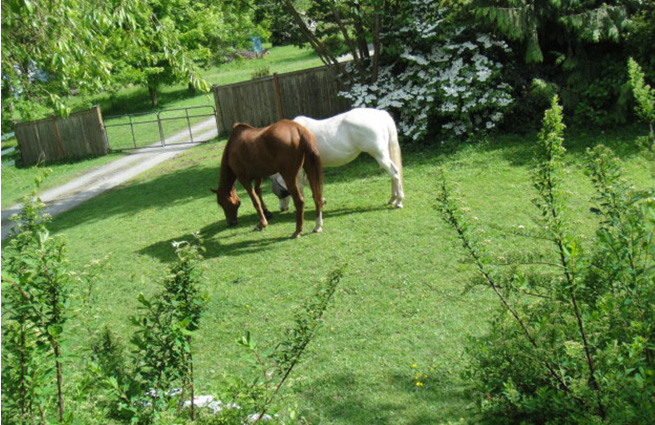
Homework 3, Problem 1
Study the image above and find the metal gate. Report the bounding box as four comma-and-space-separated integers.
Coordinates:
104, 106, 219, 151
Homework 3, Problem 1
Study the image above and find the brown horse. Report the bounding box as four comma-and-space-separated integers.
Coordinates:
212, 120, 324, 239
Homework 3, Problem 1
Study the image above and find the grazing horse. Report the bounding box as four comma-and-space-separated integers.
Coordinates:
271, 108, 404, 210
212, 120, 324, 239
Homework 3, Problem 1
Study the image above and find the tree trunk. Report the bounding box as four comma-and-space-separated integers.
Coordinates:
54, 341, 64, 422
149, 86, 158, 107
352, 5, 370, 60
282, 0, 353, 85
372, 10, 381, 83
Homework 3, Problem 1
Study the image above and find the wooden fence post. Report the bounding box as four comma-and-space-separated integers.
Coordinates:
93, 105, 109, 154
272, 73, 285, 120
213, 85, 227, 134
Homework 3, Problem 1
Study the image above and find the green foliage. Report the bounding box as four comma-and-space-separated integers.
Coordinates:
1, 180, 72, 424
1, 0, 267, 118
251, 67, 271, 80
627, 57, 655, 152
437, 97, 655, 423
474, 0, 630, 64
473, 0, 648, 128
230, 265, 344, 424
106, 238, 209, 423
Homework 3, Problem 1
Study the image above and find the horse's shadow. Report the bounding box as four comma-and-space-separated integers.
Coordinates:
138, 203, 389, 262
137, 221, 290, 262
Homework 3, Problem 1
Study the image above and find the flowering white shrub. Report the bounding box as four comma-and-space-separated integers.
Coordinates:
340, 5, 514, 142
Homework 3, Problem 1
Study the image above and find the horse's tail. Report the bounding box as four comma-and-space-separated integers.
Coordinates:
299, 124, 323, 203
387, 112, 403, 186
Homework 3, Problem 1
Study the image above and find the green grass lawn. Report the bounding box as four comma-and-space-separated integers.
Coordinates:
30, 124, 654, 424
79, 44, 323, 118
1, 152, 126, 208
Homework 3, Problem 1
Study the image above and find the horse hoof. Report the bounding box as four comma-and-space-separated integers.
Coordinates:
264, 210, 273, 220
394, 203, 404, 209
313, 227, 323, 233
290, 231, 301, 239
253, 226, 263, 232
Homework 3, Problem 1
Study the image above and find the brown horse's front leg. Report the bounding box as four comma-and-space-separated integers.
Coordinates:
254, 179, 273, 220
241, 179, 268, 231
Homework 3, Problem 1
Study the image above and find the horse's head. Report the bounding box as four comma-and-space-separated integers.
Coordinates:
212, 188, 241, 226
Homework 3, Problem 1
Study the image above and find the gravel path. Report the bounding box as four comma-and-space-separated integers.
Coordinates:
1, 117, 218, 240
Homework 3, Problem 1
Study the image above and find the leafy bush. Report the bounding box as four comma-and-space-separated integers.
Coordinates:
437, 97, 655, 423
1, 186, 72, 424
340, 2, 514, 142
89, 244, 344, 424
251, 67, 271, 79
627, 57, 655, 152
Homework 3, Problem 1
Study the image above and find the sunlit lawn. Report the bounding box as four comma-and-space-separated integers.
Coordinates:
41, 124, 653, 424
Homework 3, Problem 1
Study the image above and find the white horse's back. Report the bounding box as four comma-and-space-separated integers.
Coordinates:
275, 108, 404, 209
294, 108, 394, 168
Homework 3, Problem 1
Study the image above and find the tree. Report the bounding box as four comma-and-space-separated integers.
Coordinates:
111, 0, 268, 105
1, 0, 209, 119
1, 0, 127, 119
473, 0, 632, 64
472, 0, 649, 125
278, 0, 401, 85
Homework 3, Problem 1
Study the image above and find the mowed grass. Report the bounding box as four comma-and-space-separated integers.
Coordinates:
85, 44, 323, 118
1, 152, 126, 208
44, 125, 653, 424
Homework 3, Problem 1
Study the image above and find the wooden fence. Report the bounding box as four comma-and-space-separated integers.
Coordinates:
15, 106, 108, 165
213, 65, 351, 133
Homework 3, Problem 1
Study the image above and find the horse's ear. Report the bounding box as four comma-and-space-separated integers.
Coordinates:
210, 188, 218, 194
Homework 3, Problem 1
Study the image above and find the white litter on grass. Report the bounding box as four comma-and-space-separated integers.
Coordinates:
182, 395, 241, 415
145, 389, 276, 421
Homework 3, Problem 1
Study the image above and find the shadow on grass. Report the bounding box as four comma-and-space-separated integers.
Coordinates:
137, 203, 389, 262
48, 162, 220, 233
297, 372, 470, 425
47, 148, 408, 235
472, 124, 650, 167
48, 125, 649, 242
137, 223, 291, 262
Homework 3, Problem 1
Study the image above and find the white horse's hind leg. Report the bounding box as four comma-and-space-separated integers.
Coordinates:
279, 196, 291, 212
392, 172, 404, 208
314, 210, 323, 233
375, 155, 404, 208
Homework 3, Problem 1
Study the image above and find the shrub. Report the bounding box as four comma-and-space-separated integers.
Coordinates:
437, 97, 655, 423
340, 2, 514, 142
251, 67, 271, 80
627, 57, 655, 152
1, 185, 72, 424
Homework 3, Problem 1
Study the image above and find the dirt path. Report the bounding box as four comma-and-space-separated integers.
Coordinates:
1, 118, 218, 240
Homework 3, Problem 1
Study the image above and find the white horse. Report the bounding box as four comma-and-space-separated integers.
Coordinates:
271, 108, 404, 210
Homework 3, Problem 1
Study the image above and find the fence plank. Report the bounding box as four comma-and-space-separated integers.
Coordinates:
14, 106, 109, 165
213, 64, 352, 133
